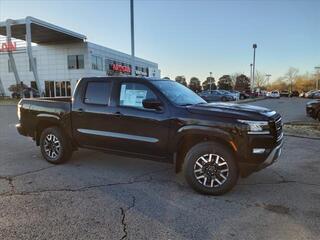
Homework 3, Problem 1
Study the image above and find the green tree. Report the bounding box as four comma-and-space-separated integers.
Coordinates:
189, 77, 202, 92
218, 75, 233, 90
175, 75, 187, 86
234, 74, 250, 92
202, 76, 216, 91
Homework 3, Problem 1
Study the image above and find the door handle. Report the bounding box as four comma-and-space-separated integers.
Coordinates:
114, 111, 123, 117
77, 108, 85, 114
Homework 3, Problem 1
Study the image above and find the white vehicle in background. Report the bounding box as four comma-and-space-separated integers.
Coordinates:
268, 90, 280, 98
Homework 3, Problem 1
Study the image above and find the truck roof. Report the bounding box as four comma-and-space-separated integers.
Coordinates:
80, 76, 165, 82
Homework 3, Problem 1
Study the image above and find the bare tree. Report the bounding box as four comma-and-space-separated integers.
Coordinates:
255, 71, 267, 89
284, 67, 299, 92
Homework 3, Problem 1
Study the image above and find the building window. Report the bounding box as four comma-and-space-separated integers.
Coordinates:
29, 58, 37, 71
91, 55, 103, 71
44, 81, 72, 97
8, 60, 13, 72
68, 55, 84, 69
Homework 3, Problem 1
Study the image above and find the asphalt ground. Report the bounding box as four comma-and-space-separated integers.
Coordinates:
0, 98, 319, 240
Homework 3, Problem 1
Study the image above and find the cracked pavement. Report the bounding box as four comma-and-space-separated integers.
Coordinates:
1, 99, 320, 240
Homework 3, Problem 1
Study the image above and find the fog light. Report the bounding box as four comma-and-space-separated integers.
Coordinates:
253, 148, 265, 154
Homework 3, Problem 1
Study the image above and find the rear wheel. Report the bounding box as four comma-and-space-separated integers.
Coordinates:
40, 127, 72, 164
183, 142, 238, 195
221, 96, 227, 102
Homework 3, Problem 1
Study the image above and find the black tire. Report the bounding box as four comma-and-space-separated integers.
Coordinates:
240, 95, 245, 100
317, 111, 320, 122
183, 141, 238, 195
40, 127, 72, 164
221, 96, 227, 102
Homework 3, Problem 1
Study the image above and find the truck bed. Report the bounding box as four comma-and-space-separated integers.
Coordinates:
18, 97, 73, 139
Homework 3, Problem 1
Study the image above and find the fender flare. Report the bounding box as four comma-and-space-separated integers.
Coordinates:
172, 125, 236, 153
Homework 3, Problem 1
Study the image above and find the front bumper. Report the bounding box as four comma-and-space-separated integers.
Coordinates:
306, 106, 314, 117
256, 140, 283, 171
16, 123, 28, 136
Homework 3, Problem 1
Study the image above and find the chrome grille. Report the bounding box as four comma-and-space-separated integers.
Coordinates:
273, 117, 283, 142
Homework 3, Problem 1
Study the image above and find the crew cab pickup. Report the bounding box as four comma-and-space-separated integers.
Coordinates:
17, 77, 283, 195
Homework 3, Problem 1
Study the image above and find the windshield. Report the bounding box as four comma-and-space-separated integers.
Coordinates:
151, 80, 206, 106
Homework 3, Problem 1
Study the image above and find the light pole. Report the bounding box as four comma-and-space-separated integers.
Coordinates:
130, 0, 135, 76
250, 63, 253, 88
209, 72, 212, 91
265, 74, 271, 86
252, 44, 257, 92
315, 66, 320, 90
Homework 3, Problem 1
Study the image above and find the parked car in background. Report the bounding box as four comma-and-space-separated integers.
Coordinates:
227, 90, 240, 100
268, 90, 280, 98
306, 100, 320, 121
308, 90, 320, 99
313, 91, 320, 99
280, 90, 290, 97
199, 90, 235, 102
239, 92, 250, 100
305, 90, 318, 98
290, 90, 299, 97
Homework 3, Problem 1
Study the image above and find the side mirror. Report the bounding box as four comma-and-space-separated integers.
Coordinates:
142, 98, 163, 111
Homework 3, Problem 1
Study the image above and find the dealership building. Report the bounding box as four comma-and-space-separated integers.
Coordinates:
0, 17, 160, 97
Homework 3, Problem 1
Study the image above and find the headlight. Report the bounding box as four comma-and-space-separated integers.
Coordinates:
238, 120, 270, 134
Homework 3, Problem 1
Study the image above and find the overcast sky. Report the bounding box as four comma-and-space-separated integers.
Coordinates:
1, 0, 319, 82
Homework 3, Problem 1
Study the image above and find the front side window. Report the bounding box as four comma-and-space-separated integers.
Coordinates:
152, 80, 206, 106
119, 82, 157, 108
84, 82, 111, 105
68, 55, 84, 69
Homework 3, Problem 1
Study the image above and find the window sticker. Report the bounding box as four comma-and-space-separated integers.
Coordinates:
122, 89, 147, 107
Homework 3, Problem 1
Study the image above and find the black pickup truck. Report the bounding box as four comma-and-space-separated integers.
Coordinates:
17, 77, 283, 195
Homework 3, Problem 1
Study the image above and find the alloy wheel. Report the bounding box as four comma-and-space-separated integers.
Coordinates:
193, 153, 229, 188
44, 134, 61, 159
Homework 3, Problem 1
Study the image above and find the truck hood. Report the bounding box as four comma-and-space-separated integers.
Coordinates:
186, 102, 276, 120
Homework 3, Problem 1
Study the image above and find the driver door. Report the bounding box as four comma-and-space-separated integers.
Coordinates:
108, 80, 171, 157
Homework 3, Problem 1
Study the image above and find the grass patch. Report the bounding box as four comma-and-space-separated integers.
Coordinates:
0, 98, 20, 105
284, 122, 320, 138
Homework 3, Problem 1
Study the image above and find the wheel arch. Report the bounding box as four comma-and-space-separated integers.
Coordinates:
173, 126, 238, 173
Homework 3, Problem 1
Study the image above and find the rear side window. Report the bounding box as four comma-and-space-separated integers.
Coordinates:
84, 81, 111, 105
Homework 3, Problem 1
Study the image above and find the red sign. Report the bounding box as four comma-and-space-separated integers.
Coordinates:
112, 64, 131, 73
0, 41, 17, 52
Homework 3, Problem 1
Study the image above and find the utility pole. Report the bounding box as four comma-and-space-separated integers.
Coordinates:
250, 63, 253, 90
209, 72, 212, 91
252, 44, 257, 92
130, 0, 135, 77
315, 66, 320, 90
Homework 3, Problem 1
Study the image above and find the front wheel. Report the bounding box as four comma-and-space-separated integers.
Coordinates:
40, 127, 72, 164
183, 142, 238, 195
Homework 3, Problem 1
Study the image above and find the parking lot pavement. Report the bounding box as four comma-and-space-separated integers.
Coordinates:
247, 97, 317, 123
0, 105, 320, 240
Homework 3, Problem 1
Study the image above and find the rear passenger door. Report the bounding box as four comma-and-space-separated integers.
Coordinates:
72, 79, 120, 149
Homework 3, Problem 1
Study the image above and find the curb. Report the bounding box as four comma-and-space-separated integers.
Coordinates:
237, 97, 266, 104
284, 133, 320, 140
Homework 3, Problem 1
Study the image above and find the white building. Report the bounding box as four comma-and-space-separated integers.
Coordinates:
0, 17, 160, 97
